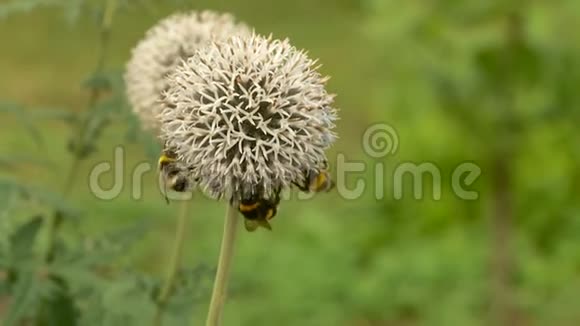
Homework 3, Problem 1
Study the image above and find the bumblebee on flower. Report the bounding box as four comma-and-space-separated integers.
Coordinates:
158, 34, 338, 231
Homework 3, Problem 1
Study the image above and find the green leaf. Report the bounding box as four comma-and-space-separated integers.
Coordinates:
101, 276, 156, 322
2, 272, 38, 326
164, 266, 214, 315
53, 219, 151, 270
23, 188, 80, 219
36, 278, 78, 326
0, 102, 45, 149
10, 215, 43, 260
49, 264, 107, 293
0, 179, 79, 219
0, 179, 18, 210
70, 70, 127, 159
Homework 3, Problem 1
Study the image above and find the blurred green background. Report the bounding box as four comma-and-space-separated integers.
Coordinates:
1, 0, 579, 325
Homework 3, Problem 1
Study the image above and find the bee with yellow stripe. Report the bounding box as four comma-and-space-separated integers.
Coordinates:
234, 187, 281, 232
158, 150, 194, 204
293, 161, 335, 193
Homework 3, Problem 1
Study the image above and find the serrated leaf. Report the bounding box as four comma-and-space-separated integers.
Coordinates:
17, 112, 44, 149
0, 102, 54, 149
164, 265, 214, 313
23, 187, 80, 219
69, 69, 128, 160
10, 215, 43, 260
37, 278, 78, 326
49, 264, 107, 292
0, 102, 45, 149
101, 277, 156, 320
54, 219, 151, 270
0, 179, 79, 219
2, 272, 38, 326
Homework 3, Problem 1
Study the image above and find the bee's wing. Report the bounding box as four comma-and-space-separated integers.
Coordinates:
244, 219, 259, 232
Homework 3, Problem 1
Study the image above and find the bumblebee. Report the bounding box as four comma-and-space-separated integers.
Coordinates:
233, 187, 281, 232
158, 151, 193, 204
293, 161, 335, 193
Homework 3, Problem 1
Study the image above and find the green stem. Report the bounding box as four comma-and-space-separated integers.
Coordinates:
153, 199, 191, 326
204, 204, 240, 326
62, 158, 81, 197
41, 0, 117, 264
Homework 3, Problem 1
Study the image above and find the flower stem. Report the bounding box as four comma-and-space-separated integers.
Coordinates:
153, 199, 191, 326
204, 204, 239, 326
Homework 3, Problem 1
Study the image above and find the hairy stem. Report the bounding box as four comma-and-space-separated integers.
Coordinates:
205, 204, 240, 326
153, 199, 191, 326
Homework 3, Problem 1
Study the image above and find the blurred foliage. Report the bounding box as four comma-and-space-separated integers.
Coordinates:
0, 0, 579, 325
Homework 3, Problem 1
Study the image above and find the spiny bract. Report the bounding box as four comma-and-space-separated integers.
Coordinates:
124, 10, 250, 132
159, 34, 338, 201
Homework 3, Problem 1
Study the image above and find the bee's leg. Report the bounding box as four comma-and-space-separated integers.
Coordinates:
274, 186, 282, 200
257, 219, 272, 231
265, 207, 277, 220
292, 181, 310, 192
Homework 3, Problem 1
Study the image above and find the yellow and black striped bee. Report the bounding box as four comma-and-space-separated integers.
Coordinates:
293, 161, 335, 193
158, 150, 193, 204
234, 187, 281, 232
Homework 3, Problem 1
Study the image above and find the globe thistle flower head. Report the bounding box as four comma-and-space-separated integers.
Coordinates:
124, 10, 251, 132
159, 34, 338, 201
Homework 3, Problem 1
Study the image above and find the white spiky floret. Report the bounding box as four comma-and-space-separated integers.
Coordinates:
124, 10, 251, 131
159, 34, 338, 200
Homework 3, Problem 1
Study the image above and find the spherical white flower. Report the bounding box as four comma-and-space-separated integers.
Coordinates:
125, 11, 251, 131
159, 34, 338, 200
